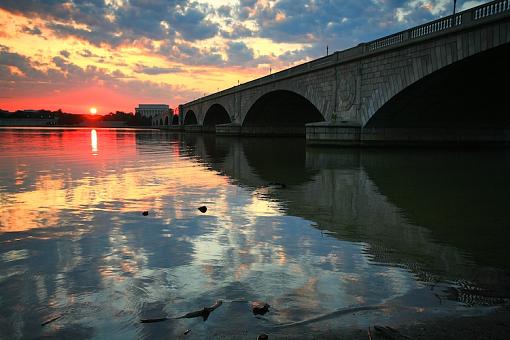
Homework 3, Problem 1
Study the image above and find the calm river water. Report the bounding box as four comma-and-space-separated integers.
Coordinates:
0, 128, 509, 339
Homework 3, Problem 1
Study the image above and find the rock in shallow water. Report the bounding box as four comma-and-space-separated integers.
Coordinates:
251, 301, 270, 315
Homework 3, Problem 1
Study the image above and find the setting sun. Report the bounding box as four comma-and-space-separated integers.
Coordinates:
89, 107, 97, 114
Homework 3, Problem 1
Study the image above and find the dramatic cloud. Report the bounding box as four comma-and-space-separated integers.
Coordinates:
238, 0, 258, 20
171, 5, 219, 41
217, 5, 232, 17
20, 25, 42, 35
226, 41, 255, 65
221, 23, 254, 39
0, 44, 201, 112
134, 64, 184, 75
159, 41, 225, 66
0, 0, 490, 66
0, 45, 45, 79
78, 49, 99, 58
461, 1, 487, 10
1, 0, 220, 48
0, 0, 492, 113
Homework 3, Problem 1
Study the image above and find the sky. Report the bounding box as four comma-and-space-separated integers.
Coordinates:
0, 0, 488, 115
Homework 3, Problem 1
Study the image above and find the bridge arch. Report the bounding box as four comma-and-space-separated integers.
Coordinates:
203, 104, 231, 127
364, 43, 510, 130
242, 90, 325, 134
184, 110, 198, 125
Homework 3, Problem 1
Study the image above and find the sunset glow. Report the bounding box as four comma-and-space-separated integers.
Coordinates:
0, 129, 233, 232
0, 1, 487, 114
89, 107, 97, 114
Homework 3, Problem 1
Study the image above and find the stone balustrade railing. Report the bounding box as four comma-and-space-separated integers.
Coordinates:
474, 0, 510, 19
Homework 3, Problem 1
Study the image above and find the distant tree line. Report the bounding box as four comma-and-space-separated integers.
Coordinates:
102, 111, 151, 126
0, 109, 151, 126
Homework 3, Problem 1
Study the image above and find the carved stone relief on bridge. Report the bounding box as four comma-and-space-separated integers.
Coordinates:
338, 71, 357, 111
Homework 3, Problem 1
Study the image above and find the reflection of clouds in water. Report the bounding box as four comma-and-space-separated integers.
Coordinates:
1, 130, 503, 339
1, 249, 29, 262
0, 152, 230, 232
171, 210, 420, 325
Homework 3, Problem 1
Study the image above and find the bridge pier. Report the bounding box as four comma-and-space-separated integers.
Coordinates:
216, 123, 242, 135
167, 125, 184, 132
216, 123, 306, 136
183, 125, 203, 133
306, 121, 361, 146
306, 124, 510, 146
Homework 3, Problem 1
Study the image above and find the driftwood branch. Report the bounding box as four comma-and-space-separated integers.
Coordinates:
41, 314, 63, 326
140, 300, 223, 323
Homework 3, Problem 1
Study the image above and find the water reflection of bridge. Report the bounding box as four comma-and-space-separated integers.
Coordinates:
161, 132, 510, 296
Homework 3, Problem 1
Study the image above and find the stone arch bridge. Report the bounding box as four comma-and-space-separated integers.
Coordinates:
179, 1, 510, 145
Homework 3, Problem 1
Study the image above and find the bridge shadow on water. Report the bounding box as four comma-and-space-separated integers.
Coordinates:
172, 132, 510, 305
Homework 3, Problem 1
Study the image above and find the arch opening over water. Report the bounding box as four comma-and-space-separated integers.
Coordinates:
243, 90, 324, 133
184, 110, 198, 125
203, 104, 231, 127
172, 114, 179, 125
365, 43, 510, 130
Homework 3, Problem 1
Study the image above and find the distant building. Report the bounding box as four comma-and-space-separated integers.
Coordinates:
135, 104, 174, 127
135, 104, 171, 119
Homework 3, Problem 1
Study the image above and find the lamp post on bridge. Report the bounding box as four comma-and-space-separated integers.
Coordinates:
453, 0, 457, 15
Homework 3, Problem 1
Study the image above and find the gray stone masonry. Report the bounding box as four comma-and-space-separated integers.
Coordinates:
179, 1, 510, 144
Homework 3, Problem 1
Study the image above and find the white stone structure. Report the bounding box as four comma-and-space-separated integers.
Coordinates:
135, 104, 172, 126
135, 104, 170, 118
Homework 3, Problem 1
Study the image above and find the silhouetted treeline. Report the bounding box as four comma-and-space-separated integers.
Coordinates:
103, 111, 152, 126
0, 109, 58, 119
0, 109, 151, 126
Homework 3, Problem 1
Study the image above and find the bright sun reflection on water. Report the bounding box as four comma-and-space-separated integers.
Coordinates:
91, 129, 98, 155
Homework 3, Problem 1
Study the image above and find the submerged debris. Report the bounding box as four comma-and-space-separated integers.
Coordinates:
198, 206, 207, 213
251, 301, 270, 315
142, 211, 149, 216
175, 300, 222, 321
41, 313, 63, 326
184, 329, 191, 335
140, 300, 223, 323
140, 317, 168, 323
257, 334, 269, 340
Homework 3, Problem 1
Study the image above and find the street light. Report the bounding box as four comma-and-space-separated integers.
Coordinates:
453, 0, 457, 15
